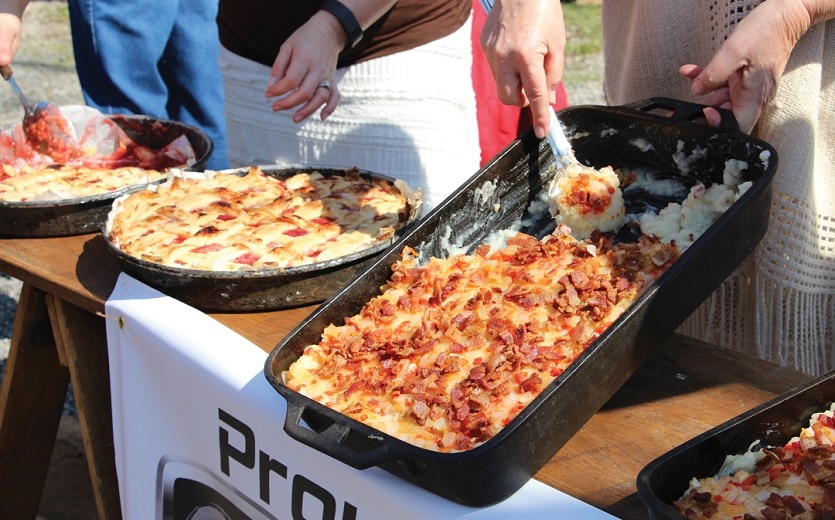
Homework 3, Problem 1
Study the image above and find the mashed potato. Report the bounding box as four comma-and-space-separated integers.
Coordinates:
545, 156, 754, 248
638, 180, 751, 250
547, 163, 626, 239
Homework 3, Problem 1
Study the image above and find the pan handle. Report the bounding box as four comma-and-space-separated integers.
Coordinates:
621, 97, 741, 133
282, 398, 407, 469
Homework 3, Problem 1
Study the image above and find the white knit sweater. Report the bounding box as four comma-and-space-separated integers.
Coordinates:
602, 1, 835, 375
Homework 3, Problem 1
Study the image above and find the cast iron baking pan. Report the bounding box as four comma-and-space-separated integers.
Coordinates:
103, 166, 422, 312
637, 370, 833, 519
264, 97, 779, 506
0, 114, 212, 237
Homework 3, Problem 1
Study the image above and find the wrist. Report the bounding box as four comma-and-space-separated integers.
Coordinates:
319, 0, 364, 50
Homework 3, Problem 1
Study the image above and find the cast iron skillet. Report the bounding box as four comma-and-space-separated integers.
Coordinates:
102, 166, 423, 312
264, 97, 780, 507
0, 114, 212, 237
638, 371, 835, 519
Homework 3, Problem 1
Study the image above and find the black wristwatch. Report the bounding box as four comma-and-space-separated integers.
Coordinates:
319, 0, 364, 49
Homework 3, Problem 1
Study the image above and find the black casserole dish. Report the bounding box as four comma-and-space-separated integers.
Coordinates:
0, 113, 212, 237
637, 370, 832, 519
103, 166, 422, 312
264, 98, 779, 506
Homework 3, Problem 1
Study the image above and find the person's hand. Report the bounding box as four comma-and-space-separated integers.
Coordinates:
678, 0, 812, 133
0, 0, 28, 66
264, 11, 344, 123
480, 0, 566, 139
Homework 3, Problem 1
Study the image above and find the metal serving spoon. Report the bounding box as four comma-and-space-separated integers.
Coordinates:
0, 64, 79, 162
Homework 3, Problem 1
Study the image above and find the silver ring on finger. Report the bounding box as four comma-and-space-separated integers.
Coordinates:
317, 80, 331, 92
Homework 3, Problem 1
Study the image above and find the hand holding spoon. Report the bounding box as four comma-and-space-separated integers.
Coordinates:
478, 0, 625, 239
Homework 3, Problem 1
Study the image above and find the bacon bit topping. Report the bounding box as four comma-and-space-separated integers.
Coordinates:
284, 230, 679, 452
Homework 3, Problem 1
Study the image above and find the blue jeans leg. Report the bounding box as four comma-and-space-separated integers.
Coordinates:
68, 0, 229, 169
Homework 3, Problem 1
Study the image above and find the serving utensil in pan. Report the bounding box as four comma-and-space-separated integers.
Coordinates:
0, 114, 212, 237
0, 64, 78, 161
479, 0, 624, 240
264, 97, 779, 507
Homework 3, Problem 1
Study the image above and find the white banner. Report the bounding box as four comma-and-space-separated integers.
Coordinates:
105, 273, 614, 520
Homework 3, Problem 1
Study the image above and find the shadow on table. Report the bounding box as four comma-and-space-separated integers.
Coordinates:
601, 334, 811, 412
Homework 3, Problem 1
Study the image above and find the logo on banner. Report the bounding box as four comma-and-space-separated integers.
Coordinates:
156, 409, 360, 519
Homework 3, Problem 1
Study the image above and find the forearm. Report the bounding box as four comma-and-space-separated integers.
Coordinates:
799, 0, 835, 26
313, 0, 397, 50
768, 0, 835, 47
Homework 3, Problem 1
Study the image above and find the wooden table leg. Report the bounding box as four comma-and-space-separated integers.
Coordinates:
0, 284, 69, 520
47, 295, 122, 520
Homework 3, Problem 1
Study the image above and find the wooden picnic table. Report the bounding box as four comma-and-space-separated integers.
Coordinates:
0, 231, 811, 519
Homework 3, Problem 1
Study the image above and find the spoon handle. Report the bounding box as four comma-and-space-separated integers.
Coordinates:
546, 114, 574, 167
0, 64, 34, 114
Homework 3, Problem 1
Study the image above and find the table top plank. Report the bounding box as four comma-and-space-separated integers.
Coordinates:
212, 305, 318, 351
0, 234, 117, 315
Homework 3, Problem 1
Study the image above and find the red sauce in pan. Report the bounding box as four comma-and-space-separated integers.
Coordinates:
23, 104, 81, 163
4, 111, 196, 170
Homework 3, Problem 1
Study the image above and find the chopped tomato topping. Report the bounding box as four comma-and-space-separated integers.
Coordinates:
739, 474, 757, 490
284, 228, 308, 237
191, 243, 224, 253
234, 253, 259, 266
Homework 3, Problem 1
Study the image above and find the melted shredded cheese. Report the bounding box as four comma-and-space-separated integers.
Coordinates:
284, 227, 679, 452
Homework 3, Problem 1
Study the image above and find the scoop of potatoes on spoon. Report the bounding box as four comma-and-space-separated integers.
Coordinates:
544, 120, 626, 240
478, 0, 625, 240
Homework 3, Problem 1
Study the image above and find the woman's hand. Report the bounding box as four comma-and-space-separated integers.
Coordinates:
679, 0, 817, 133
480, 0, 566, 139
264, 11, 344, 123
0, 0, 29, 66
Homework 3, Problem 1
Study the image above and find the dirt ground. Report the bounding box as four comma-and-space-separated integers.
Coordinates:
37, 417, 97, 520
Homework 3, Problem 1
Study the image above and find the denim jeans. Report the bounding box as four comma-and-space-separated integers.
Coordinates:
68, 0, 229, 170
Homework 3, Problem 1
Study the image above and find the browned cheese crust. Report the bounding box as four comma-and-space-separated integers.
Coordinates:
108, 166, 410, 271
0, 164, 166, 202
